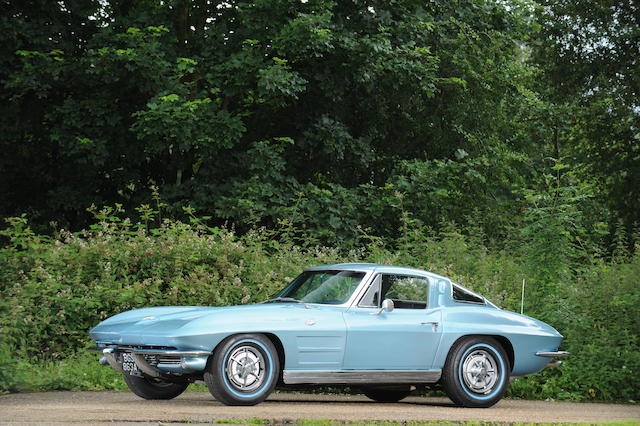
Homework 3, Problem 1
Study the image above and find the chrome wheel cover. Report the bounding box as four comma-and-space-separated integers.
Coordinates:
461, 349, 499, 394
225, 345, 265, 392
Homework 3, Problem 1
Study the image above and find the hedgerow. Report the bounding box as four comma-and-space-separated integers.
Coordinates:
0, 209, 638, 402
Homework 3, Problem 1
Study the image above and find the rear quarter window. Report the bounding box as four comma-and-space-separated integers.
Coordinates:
452, 284, 485, 304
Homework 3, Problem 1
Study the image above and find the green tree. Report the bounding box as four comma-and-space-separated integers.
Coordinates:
1, 0, 542, 245
532, 0, 640, 248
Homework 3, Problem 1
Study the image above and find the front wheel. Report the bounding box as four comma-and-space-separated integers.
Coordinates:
204, 334, 279, 406
441, 336, 510, 408
123, 374, 189, 400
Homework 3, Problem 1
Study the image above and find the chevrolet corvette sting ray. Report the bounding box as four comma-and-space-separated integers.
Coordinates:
90, 263, 567, 407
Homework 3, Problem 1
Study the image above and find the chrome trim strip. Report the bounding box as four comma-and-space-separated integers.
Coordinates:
544, 360, 563, 369
102, 348, 123, 373
536, 351, 570, 357
129, 348, 212, 356
282, 369, 442, 385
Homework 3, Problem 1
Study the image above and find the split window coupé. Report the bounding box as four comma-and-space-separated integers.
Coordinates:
90, 263, 567, 408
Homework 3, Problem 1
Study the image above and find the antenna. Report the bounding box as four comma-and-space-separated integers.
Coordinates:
520, 278, 525, 315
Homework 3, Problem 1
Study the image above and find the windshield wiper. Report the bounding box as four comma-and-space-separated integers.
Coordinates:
264, 297, 304, 304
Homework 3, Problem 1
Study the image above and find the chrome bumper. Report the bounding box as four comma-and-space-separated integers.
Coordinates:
122, 348, 212, 356
100, 346, 211, 376
536, 350, 569, 369
536, 351, 570, 357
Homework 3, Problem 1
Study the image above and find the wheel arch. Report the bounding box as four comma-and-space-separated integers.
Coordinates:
450, 334, 514, 373
262, 332, 286, 379
209, 332, 286, 380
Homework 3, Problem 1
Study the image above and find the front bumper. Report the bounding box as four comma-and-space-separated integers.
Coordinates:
99, 344, 211, 377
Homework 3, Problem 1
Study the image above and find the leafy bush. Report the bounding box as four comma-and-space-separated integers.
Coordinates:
0, 345, 125, 393
515, 260, 640, 402
0, 208, 347, 359
1, 211, 638, 402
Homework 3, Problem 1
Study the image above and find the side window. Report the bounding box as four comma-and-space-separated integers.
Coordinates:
381, 275, 429, 309
358, 275, 380, 308
452, 284, 485, 304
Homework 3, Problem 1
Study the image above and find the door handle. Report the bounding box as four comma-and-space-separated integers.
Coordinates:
420, 321, 439, 331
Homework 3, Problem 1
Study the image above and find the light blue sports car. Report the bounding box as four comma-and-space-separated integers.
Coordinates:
90, 263, 567, 407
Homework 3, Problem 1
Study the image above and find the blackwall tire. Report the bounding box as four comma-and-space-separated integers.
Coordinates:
123, 374, 188, 400
204, 334, 279, 406
442, 336, 510, 408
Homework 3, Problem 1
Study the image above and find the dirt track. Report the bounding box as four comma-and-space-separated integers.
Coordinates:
1, 391, 639, 425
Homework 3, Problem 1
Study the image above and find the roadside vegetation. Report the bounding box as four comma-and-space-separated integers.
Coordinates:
0, 207, 638, 402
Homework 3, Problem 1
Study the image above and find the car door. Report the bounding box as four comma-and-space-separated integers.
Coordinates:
342, 273, 442, 370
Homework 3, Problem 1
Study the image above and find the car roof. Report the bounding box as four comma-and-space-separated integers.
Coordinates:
305, 263, 450, 281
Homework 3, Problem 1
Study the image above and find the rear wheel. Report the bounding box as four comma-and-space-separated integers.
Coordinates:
442, 336, 510, 408
123, 374, 188, 400
363, 388, 412, 403
204, 334, 279, 406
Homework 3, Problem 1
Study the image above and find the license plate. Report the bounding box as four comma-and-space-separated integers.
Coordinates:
121, 353, 139, 374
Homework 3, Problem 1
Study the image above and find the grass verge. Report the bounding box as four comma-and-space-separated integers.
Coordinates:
152, 420, 640, 426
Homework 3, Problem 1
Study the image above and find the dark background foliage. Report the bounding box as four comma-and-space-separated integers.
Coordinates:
6, 0, 637, 245
0, 0, 638, 402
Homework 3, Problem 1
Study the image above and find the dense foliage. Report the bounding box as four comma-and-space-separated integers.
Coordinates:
0, 0, 638, 402
0, 210, 638, 401
2, 0, 637, 247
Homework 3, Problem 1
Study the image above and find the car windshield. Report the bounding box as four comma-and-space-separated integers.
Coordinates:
271, 270, 366, 305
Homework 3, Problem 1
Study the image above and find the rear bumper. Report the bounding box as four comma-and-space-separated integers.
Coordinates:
535, 351, 570, 357
536, 350, 569, 369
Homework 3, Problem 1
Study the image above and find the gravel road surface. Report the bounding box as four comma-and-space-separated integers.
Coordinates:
1, 391, 639, 425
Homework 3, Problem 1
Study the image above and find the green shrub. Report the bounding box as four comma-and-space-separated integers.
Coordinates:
0, 346, 126, 393
0, 210, 347, 359
0, 211, 638, 402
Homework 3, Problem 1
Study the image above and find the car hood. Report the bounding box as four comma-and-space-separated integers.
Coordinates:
89, 303, 332, 342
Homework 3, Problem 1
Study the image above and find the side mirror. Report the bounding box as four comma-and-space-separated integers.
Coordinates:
382, 299, 395, 312
371, 299, 394, 316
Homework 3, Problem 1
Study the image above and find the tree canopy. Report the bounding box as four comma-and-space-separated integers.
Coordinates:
1, 0, 638, 250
